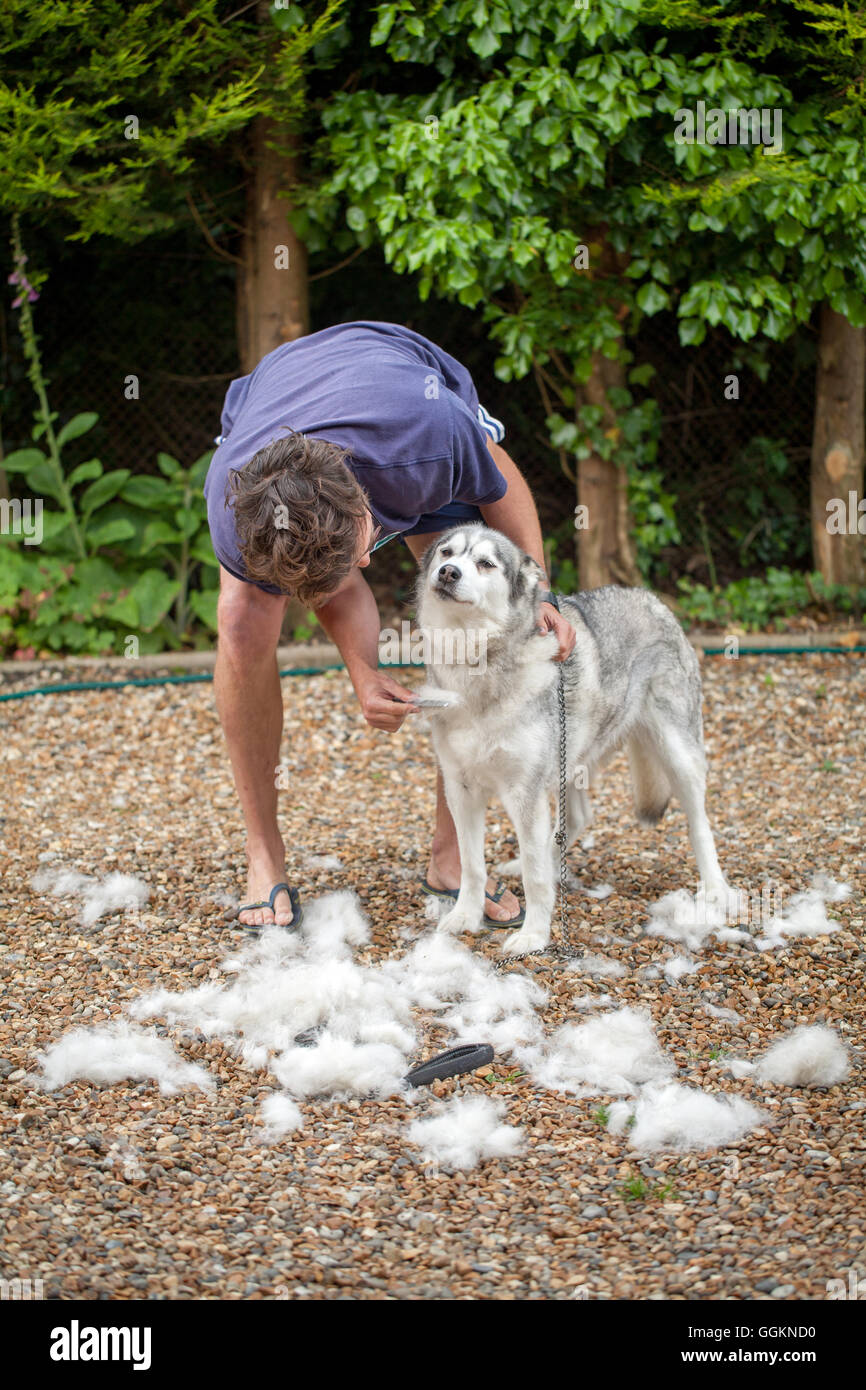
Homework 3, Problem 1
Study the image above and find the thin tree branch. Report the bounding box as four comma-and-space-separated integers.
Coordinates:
532, 357, 570, 407
308, 245, 366, 282
185, 191, 244, 265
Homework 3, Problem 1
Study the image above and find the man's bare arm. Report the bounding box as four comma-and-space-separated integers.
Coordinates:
480, 439, 576, 661
480, 439, 549, 576
313, 568, 418, 731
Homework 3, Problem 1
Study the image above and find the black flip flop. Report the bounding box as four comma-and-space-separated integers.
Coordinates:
236, 882, 303, 934
404, 1043, 495, 1088
419, 877, 525, 929
290, 1032, 494, 1086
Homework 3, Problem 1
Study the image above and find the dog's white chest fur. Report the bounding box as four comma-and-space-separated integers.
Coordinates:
431, 667, 556, 792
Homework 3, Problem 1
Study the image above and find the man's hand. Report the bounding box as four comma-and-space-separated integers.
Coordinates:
539, 602, 576, 662
354, 667, 419, 732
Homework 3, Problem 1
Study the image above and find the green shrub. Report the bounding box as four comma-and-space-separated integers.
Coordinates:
722, 436, 810, 569
1, 221, 218, 657
677, 568, 866, 632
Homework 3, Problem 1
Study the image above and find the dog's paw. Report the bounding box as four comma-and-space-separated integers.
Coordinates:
700, 879, 738, 924
499, 925, 550, 957
438, 908, 476, 937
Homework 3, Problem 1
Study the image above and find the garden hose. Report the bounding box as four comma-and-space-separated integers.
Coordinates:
0, 648, 863, 704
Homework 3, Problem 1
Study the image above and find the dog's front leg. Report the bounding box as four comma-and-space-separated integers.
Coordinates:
500, 788, 555, 956
437, 778, 487, 936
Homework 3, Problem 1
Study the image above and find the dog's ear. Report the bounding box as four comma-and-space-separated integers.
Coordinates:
509, 551, 545, 603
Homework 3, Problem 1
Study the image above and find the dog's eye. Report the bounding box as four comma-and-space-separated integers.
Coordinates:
439, 548, 452, 558
476, 558, 496, 570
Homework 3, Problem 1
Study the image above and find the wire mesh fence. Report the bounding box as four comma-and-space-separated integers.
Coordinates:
3, 238, 821, 594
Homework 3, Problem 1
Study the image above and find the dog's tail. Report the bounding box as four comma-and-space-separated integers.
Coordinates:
627, 732, 671, 826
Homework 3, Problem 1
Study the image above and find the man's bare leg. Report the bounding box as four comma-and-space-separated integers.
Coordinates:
214, 568, 294, 928
403, 532, 520, 922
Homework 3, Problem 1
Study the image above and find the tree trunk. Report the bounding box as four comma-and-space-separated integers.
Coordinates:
810, 303, 865, 585
577, 350, 642, 590
574, 227, 641, 590
236, 121, 309, 375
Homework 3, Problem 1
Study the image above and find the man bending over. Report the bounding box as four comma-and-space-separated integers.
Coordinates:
204, 321, 575, 930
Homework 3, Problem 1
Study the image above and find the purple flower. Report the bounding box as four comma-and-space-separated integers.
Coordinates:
9, 264, 38, 305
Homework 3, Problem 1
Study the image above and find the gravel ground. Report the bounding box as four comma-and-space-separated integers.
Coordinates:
1, 652, 864, 1301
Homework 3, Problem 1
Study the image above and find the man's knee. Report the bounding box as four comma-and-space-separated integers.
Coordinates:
217, 573, 286, 660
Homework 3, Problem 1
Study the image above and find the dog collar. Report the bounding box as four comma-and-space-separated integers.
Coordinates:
539, 590, 560, 612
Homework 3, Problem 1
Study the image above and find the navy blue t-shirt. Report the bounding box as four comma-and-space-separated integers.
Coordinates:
203, 321, 507, 588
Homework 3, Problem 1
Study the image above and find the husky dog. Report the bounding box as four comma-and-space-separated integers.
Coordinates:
416, 524, 728, 956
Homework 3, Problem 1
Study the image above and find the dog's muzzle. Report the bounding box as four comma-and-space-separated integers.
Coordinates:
433, 562, 462, 598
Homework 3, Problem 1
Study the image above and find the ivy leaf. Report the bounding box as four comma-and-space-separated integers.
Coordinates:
799, 234, 824, 263
636, 282, 669, 315
468, 25, 498, 58
628, 363, 656, 386
679, 318, 707, 347
370, 4, 397, 46
774, 214, 803, 247
534, 117, 562, 146
269, 2, 304, 33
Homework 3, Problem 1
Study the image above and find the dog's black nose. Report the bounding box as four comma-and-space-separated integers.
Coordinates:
437, 563, 461, 585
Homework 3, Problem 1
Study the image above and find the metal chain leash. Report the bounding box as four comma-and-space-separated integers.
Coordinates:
494, 666, 581, 973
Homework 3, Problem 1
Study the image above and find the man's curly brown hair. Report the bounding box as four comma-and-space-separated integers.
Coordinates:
225, 432, 369, 604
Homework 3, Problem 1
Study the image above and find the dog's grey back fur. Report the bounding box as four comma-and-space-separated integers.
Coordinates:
562, 585, 703, 768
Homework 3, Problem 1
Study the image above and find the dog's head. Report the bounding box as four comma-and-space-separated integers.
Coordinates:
416, 524, 545, 631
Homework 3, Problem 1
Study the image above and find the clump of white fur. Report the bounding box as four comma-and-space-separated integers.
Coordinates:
519, 1007, 673, 1096
407, 1095, 523, 1171
31, 866, 150, 926
134, 893, 416, 1083
259, 1092, 304, 1137
572, 954, 627, 980
756, 876, 851, 949
383, 932, 546, 1055
664, 955, 697, 984
645, 874, 850, 953
272, 1034, 408, 1100
129, 893, 546, 1101
645, 886, 730, 951
34, 1020, 213, 1095
608, 1081, 764, 1153
754, 1025, 849, 1087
